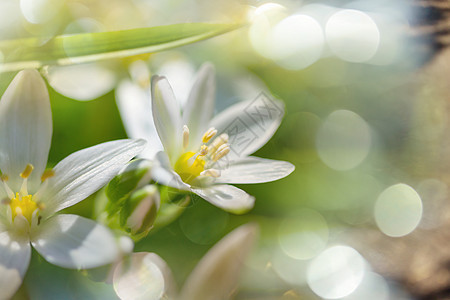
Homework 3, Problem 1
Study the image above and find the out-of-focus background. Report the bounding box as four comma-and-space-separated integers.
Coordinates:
2, 0, 450, 299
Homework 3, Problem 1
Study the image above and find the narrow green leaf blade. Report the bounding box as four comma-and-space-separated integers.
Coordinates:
0, 23, 241, 72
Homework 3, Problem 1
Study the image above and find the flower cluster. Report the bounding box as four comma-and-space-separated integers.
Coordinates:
0, 63, 294, 299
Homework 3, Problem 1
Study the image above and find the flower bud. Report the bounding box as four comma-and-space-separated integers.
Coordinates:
106, 159, 153, 216
121, 185, 160, 236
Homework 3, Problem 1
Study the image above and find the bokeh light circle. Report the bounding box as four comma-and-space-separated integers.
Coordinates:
271, 14, 324, 70
343, 272, 390, 300
248, 3, 287, 59
307, 245, 366, 299
278, 209, 328, 260
114, 253, 165, 300
47, 64, 117, 101
374, 183, 423, 237
272, 248, 309, 286
326, 9, 380, 62
20, 0, 65, 24
316, 110, 371, 171
179, 202, 229, 245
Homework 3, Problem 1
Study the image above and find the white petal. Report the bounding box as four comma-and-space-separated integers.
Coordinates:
156, 57, 196, 107
0, 231, 31, 299
210, 96, 284, 159
0, 69, 52, 191
151, 76, 182, 161
216, 156, 295, 184
41, 139, 146, 213
180, 224, 258, 300
46, 63, 117, 101
192, 185, 255, 214
182, 63, 215, 150
0, 189, 8, 220
116, 79, 163, 159
113, 252, 177, 300
151, 151, 190, 190
31, 214, 119, 269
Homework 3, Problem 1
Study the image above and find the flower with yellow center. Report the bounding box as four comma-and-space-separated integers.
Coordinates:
0, 70, 146, 299
117, 63, 294, 213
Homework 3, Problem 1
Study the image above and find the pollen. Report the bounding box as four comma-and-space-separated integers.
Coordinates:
10, 193, 38, 223
174, 152, 205, 183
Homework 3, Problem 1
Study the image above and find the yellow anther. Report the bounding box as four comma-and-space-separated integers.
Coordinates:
209, 133, 229, 155
212, 144, 230, 162
199, 145, 208, 156
200, 169, 221, 178
0, 174, 8, 182
20, 164, 34, 179
41, 169, 55, 182
202, 127, 218, 143
183, 125, 190, 149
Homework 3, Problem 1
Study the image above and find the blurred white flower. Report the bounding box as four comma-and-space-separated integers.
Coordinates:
113, 223, 258, 300
0, 70, 146, 298
117, 63, 295, 213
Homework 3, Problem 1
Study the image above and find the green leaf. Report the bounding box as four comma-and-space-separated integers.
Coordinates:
0, 23, 241, 72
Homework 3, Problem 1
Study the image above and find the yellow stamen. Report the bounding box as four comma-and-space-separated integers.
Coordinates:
41, 169, 55, 182
9, 192, 38, 223
183, 125, 190, 149
212, 144, 230, 162
174, 152, 206, 183
20, 164, 34, 179
0, 174, 8, 182
202, 127, 218, 143
209, 133, 229, 155
199, 145, 208, 156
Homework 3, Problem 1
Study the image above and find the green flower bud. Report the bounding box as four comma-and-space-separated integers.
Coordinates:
106, 159, 152, 216
120, 185, 160, 236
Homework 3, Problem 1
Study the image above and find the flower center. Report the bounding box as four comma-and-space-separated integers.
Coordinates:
174, 126, 230, 184
174, 151, 206, 183
1, 164, 54, 226
10, 192, 38, 223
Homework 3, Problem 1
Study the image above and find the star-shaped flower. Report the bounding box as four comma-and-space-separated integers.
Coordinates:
0, 70, 145, 298
118, 63, 294, 213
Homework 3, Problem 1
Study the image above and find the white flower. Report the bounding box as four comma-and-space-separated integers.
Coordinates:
117, 63, 294, 213
0, 70, 146, 298
113, 224, 258, 300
